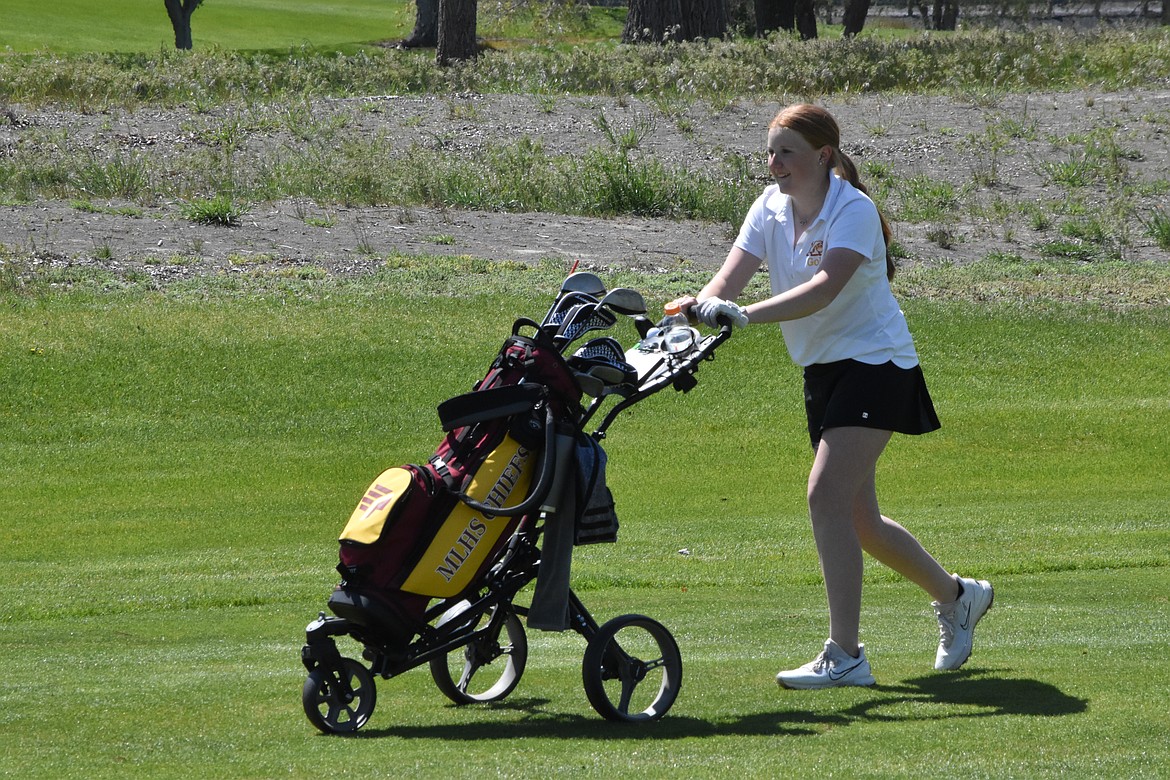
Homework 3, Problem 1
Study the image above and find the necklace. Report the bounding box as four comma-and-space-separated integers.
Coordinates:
794, 197, 825, 227
792, 202, 819, 227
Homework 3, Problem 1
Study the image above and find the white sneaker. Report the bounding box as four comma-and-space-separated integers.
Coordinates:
933, 576, 994, 671
776, 640, 876, 689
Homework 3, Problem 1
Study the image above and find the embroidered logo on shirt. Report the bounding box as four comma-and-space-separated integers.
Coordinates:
806, 240, 824, 267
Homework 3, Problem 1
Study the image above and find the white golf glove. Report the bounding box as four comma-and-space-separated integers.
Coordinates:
695, 297, 749, 328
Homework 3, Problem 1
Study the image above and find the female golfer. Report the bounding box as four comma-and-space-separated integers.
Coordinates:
676, 104, 992, 689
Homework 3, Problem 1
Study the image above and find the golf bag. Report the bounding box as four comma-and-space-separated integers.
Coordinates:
331, 320, 584, 641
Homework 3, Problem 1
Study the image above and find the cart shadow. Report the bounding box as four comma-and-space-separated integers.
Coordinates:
352, 669, 1086, 740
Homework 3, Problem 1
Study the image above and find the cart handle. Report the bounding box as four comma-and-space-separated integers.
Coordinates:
588, 322, 733, 438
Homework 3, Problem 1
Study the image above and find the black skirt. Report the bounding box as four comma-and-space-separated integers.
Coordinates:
803, 359, 941, 449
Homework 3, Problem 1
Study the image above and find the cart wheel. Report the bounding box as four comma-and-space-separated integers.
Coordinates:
302, 657, 377, 734
430, 605, 528, 704
582, 614, 681, 722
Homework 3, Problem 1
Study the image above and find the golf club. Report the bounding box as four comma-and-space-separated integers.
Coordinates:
541, 271, 607, 326
569, 337, 638, 386
597, 287, 647, 317
572, 370, 606, 398
553, 303, 617, 352
542, 290, 601, 331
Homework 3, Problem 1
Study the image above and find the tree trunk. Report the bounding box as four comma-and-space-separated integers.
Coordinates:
683, 0, 728, 39
943, 0, 959, 28
1162, 0, 1168, 24
623, 0, 724, 42
402, 0, 440, 48
436, 0, 478, 65
932, 0, 958, 29
795, 0, 818, 38
841, 0, 870, 35
624, 0, 686, 43
164, 0, 202, 50
757, 0, 796, 32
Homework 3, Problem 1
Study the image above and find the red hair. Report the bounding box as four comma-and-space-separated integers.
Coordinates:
771, 105, 895, 280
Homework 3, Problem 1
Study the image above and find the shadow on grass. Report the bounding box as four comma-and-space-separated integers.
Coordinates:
349, 669, 1086, 740
846, 669, 1088, 722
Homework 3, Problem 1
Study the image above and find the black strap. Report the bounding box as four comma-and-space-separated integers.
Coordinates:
512, 317, 541, 336
437, 384, 547, 432
453, 403, 559, 518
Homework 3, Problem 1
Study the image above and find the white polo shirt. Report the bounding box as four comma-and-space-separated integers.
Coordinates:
733, 174, 919, 368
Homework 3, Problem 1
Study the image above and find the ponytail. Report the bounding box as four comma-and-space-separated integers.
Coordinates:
832, 148, 895, 281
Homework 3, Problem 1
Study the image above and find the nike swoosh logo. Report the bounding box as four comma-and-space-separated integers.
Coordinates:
958, 601, 972, 631
828, 659, 865, 681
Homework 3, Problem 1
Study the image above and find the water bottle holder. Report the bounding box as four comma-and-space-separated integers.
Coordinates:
664, 327, 698, 354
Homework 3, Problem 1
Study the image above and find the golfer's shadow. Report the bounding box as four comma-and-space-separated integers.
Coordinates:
843, 669, 1088, 722
692, 669, 1087, 738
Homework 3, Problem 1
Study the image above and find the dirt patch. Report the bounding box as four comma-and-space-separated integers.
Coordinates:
3, 89, 1168, 285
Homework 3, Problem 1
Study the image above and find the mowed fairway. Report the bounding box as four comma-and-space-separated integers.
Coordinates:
0, 0, 409, 53
5, 0, 1170, 771
2, 268, 1168, 778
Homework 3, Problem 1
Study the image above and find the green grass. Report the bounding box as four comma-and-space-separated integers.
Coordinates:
2, 263, 1169, 777
0, 0, 625, 54
1143, 206, 1170, 251
3, 9, 1170, 773
4, 27, 1170, 108
0, 0, 414, 53
180, 193, 246, 225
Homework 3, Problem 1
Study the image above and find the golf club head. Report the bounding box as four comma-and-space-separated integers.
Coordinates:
562, 271, 607, 299
569, 337, 639, 385
543, 291, 601, 329
572, 336, 628, 365
542, 271, 607, 323
553, 303, 618, 351
598, 287, 647, 317
573, 370, 606, 398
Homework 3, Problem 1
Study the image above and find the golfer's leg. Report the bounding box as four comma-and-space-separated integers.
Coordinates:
852, 473, 960, 604
807, 427, 891, 656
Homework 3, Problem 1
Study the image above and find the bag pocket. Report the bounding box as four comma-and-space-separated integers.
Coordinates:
574, 436, 619, 545
576, 484, 619, 545
339, 467, 419, 546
